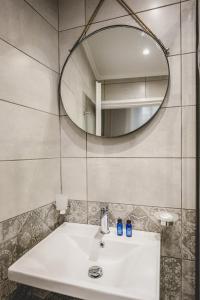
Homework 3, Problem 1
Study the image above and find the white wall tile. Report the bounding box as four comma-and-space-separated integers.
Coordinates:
61, 116, 86, 157
59, 0, 85, 31
182, 158, 196, 209
0, 39, 59, 114
86, 0, 126, 23
0, 0, 58, 71
58, 0, 195, 214
0, 101, 60, 160
86, 0, 179, 23
87, 15, 137, 34
88, 158, 181, 208
181, 0, 196, 53
88, 4, 180, 56
62, 158, 87, 200
182, 106, 196, 157
139, 4, 180, 55
0, 158, 60, 222
126, 0, 181, 12
87, 107, 181, 157
59, 27, 84, 69
26, 0, 58, 29
182, 53, 196, 106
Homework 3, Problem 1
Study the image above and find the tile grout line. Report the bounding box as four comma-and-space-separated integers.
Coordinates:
0, 36, 59, 75
0, 157, 60, 162
23, 0, 58, 32
61, 156, 194, 159
0, 97, 59, 117
0, 201, 55, 225
59, 0, 191, 33
180, 1, 184, 297
0, 157, 196, 162
0, 198, 195, 226
85, 0, 89, 225
58, 0, 63, 195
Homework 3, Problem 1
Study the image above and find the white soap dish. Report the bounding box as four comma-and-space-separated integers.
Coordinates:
155, 212, 179, 227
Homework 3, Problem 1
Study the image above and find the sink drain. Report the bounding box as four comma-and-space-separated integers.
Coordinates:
88, 266, 103, 279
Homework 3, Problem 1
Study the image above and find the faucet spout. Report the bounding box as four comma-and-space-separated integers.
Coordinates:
100, 207, 110, 234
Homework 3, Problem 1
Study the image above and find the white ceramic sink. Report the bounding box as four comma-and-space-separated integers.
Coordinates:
8, 222, 160, 300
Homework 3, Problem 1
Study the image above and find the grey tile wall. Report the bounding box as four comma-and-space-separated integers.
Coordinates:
0, 203, 62, 299
0, 39, 59, 114
0, 0, 58, 72
2, 199, 194, 299
58, 0, 196, 299
0, 0, 61, 225
25, 0, 59, 30
0, 1, 61, 298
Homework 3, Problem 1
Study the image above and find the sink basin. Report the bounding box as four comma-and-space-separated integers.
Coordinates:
8, 222, 160, 300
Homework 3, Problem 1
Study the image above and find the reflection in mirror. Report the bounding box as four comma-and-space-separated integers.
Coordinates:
60, 26, 169, 137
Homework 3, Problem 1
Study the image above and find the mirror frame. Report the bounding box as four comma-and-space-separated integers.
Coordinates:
59, 25, 170, 138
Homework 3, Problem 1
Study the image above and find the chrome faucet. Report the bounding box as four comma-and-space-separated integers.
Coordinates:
100, 206, 110, 234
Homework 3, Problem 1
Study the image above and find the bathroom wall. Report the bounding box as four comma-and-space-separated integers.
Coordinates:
59, 0, 196, 299
0, 0, 61, 298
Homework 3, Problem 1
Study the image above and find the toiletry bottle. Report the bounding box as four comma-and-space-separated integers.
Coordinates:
126, 220, 132, 237
117, 218, 123, 236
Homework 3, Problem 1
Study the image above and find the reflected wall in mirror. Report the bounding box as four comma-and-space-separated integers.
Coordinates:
60, 25, 169, 137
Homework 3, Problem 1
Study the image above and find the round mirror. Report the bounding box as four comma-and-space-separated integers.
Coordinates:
60, 25, 169, 137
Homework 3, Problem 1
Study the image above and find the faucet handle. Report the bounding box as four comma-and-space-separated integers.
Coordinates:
101, 206, 109, 214
100, 207, 105, 215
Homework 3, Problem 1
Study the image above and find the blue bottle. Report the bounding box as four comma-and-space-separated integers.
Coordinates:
126, 220, 132, 237
117, 218, 123, 236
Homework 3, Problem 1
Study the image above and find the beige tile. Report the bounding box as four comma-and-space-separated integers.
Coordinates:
163, 55, 181, 107
62, 158, 87, 200
61, 116, 86, 157
26, 0, 58, 29
182, 106, 196, 158
182, 159, 196, 209
126, 0, 181, 12
182, 53, 196, 106
87, 107, 181, 158
86, 0, 179, 23
59, 0, 85, 31
139, 4, 180, 55
86, 0, 126, 23
88, 158, 181, 207
181, 0, 196, 54
0, 0, 58, 71
87, 15, 137, 34
0, 101, 60, 160
0, 159, 60, 222
59, 27, 84, 69
88, 4, 180, 55
0, 39, 59, 114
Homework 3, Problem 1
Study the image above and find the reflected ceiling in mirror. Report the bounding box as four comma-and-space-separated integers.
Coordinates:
60, 25, 169, 137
